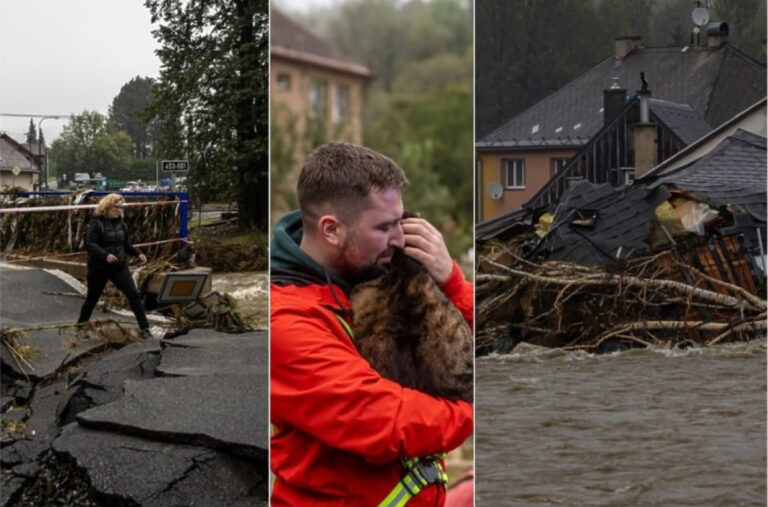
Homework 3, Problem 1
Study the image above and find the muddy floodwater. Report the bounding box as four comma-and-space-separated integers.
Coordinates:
476, 340, 766, 507
212, 271, 268, 329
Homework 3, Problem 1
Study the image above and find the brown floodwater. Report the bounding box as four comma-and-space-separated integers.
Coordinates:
212, 271, 268, 329
476, 340, 767, 506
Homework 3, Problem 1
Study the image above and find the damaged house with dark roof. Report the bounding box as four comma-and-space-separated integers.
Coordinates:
475, 38, 766, 353
476, 24, 766, 222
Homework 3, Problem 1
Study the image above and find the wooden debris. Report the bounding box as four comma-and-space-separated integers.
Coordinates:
477, 246, 766, 354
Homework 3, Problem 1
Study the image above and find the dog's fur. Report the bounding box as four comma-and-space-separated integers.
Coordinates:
349, 249, 473, 402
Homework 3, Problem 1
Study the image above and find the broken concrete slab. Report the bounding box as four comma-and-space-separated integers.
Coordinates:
23, 381, 69, 453
59, 340, 163, 425
0, 267, 111, 328
77, 374, 267, 459
1, 328, 109, 381
163, 327, 265, 347
53, 423, 266, 507
158, 330, 267, 376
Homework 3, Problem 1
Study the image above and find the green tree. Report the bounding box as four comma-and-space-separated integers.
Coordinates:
48, 111, 132, 180
26, 119, 37, 145
144, 0, 269, 230
109, 76, 160, 159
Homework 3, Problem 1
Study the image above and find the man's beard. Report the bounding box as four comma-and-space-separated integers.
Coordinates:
337, 247, 396, 285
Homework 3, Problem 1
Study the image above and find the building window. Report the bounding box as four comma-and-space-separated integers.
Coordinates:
309, 80, 328, 120
551, 157, 569, 177
503, 159, 525, 189
276, 73, 291, 91
333, 85, 349, 124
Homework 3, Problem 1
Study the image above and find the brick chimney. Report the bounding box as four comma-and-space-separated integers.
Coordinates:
614, 35, 642, 58
604, 78, 627, 126
707, 22, 729, 49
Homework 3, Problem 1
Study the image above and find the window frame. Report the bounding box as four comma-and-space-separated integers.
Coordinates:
309, 79, 328, 120
502, 158, 525, 189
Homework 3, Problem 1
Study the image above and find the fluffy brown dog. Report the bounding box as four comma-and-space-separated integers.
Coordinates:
349, 249, 473, 402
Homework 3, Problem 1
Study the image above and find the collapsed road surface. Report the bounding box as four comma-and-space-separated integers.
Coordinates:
0, 264, 268, 507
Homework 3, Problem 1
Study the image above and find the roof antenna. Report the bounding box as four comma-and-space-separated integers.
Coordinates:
691, 1, 710, 46
640, 72, 648, 93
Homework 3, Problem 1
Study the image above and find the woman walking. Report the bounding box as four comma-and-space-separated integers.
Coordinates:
77, 193, 152, 339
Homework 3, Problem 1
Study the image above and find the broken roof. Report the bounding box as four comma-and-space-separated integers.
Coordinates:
532, 181, 670, 266
270, 9, 372, 78
649, 129, 767, 222
478, 44, 765, 148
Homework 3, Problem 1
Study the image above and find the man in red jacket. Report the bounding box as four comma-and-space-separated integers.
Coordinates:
271, 142, 474, 507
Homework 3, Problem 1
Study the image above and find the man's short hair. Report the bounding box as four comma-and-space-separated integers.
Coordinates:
298, 142, 408, 228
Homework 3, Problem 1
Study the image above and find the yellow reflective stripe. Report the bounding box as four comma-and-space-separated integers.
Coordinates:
377, 456, 448, 507
335, 313, 354, 339
378, 479, 420, 507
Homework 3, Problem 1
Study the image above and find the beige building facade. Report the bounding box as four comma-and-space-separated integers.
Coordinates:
270, 9, 371, 217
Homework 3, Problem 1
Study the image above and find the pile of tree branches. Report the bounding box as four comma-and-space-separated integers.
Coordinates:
477, 250, 766, 355
1, 193, 180, 260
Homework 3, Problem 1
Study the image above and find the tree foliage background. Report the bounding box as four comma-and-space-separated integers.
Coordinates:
476, 0, 767, 138
109, 76, 161, 160
48, 111, 133, 181
285, 0, 474, 258
144, 0, 269, 230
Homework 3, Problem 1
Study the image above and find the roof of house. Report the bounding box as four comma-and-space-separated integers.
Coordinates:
639, 97, 766, 179
270, 9, 372, 78
0, 133, 40, 173
648, 99, 712, 145
478, 44, 765, 148
649, 129, 767, 222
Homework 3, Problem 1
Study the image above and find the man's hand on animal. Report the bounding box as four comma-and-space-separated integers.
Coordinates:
401, 217, 453, 284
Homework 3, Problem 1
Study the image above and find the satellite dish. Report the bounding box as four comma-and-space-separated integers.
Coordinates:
692, 6, 709, 27
487, 181, 503, 200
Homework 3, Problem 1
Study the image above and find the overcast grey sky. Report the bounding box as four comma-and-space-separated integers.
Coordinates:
0, 0, 160, 144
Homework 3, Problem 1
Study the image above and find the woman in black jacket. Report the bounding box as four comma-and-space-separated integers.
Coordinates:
77, 193, 151, 339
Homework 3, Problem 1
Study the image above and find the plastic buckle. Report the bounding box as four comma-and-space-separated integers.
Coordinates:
415, 460, 440, 484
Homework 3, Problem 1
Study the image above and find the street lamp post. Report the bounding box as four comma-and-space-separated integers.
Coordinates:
36, 115, 69, 189
38, 116, 52, 189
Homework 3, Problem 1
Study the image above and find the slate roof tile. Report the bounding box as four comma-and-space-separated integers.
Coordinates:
480, 45, 765, 147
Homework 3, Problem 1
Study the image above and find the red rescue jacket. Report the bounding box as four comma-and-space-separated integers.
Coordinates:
270, 211, 474, 507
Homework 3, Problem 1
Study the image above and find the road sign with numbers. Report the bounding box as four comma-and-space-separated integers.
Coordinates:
161, 160, 190, 172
